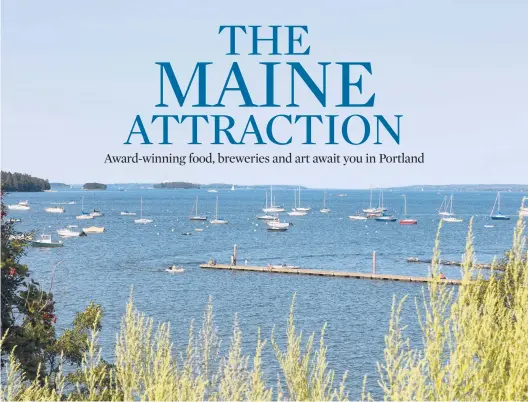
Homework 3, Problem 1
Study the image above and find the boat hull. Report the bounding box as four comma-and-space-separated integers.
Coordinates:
491, 215, 510, 221
31, 241, 63, 248
190, 217, 207, 221
399, 219, 417, 225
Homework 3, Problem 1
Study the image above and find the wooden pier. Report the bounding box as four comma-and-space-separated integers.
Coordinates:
199, 264, 463, 285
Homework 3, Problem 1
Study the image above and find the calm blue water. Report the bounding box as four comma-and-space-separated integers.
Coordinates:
5, 189, 525, 398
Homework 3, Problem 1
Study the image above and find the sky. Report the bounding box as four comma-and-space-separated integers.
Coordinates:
1, 0, 527, 188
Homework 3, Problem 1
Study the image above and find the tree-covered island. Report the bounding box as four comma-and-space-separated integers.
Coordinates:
0, 171, 51, 192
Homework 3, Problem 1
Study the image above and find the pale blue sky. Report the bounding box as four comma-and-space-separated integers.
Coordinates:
2, 0, 527, 188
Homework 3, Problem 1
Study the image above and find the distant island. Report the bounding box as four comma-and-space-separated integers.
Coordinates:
154, 181, 200, 189
83, 182, 107, 190
50, 182, 71, 189
1, 171, 51, 192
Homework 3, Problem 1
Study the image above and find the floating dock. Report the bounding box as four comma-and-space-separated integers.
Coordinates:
199, 264, 463, 285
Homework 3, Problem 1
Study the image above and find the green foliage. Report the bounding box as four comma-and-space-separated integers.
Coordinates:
1, 171, 51, 192
83, 183, 107, 190
154, 181, 200, 189
1, 195, 105, 387
376, 217, 528, 401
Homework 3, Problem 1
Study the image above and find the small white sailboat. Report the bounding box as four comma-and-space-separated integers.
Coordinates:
189, 197, 207, 221
8, 201, 31, 211
134, 197, 153, 224
76, 197, 94, 220
231, 184, 235, 191
45, 206, 65, 214
438, 195, 454, 217
490, 192, 510, 220
210, 196, 228, 224
320, 191, 331, 213
89, 193, 103, 217
288, 189, 307, 216
295, 187, 311, 212
263, 186, 285, 213
442, 195, 463, 222
363, 188, 377, 213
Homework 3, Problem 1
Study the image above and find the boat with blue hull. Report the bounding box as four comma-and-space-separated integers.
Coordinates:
490, 192, 510, 221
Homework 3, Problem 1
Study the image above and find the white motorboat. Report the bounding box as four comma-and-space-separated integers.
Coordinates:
189, 196, 207, 220
207, 189, 218, 193
134, 197, 153, 224
76, 197, 94, 220
262, 186, 285, 212
320, 191, 331, 213
82, 226, 105, 233
57, 228, 84, 237
266, 218, 290, 230
8, 201, 30, 211
30, 234, 63, 247
166, 265, 185, 273
120, 211, 136, 216
45, 206, 65, 214
210, 196, 228, 224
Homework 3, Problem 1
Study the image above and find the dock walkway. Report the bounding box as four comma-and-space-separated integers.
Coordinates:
199, 264, 463, 285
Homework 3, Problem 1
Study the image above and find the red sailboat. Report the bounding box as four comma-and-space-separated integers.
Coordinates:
399, 195, 418, 225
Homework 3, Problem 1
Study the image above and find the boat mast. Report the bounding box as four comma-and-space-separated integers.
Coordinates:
403, 194, 407, 217
215, 196, 218, 219
293, 189, 297, 209
323, 191, 326, 208
369, 188, 373, 209
298, 186, 301, 208
140, 197, 143, 219
449, 195, 454, 215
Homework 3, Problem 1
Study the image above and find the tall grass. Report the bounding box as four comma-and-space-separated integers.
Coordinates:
1, 217, 527, 401
377, 217, 528, 400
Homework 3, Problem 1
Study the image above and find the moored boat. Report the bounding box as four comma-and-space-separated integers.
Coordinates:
45, 206, 65, 214
210, 196, 228, 224
189, 196, 207, 221
262, 186, 285, 213
399, 195, 417, 225
57, 228, 85, 237
8, 201, 30, 211
30, 234, 63, 247
120, 211, 136, 216
76, 197, 94, 220
320, 191, 331, 213
82, 226, 105, 233
134, 197, 153, 224
490, 192, 510, 220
